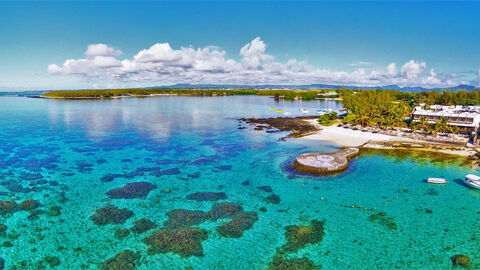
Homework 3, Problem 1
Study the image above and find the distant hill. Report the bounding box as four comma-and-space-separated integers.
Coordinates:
149, 83, 478, 92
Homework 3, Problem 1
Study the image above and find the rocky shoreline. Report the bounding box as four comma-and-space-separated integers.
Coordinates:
239, 116, 320, 138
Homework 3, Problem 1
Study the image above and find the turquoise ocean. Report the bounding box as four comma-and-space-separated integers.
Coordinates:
0, 95, 479, 269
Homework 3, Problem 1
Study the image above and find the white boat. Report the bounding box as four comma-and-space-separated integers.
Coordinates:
300, 108, 309, 114
283, 112, 291, 116
427, 177, 447, 184
464, 174, 480, 189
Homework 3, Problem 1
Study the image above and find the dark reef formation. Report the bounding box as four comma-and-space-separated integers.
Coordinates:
143, 228, 208, 258
19, 200, 41, 211
263, 194, 281, 204
163, 202, 247, 231
207, 202, 244, 220
163, 209, 207, 230
106, 181, 156, 199
452, 254, 470, 267
186, 192, 227, 201
91, 204, 134, 226
216, 212, 258, 238
0, 201, 17, 215
368, 212, 398, 230
257, 186, 273, 193
114, 228, 130, 240
101, 250, 141, 270
266, 219, 325, 270
130, 218, 157, 234
279, 220, 325, 254
268, 255, 320, 270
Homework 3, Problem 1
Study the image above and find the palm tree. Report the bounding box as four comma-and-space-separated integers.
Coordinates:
418, 116, 429, 134
449, 125, 459, 138
355, 112, 370, 127
410, 121, 419, 134
437, 117, 448, 136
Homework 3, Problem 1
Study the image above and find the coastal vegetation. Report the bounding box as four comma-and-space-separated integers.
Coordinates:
317, 112, 337, 126
42, 88, 339, 101
339, 89, 480, 135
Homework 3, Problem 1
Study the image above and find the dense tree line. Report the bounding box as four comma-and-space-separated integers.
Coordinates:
42, 88, 341, 101
340, 89, 479, 135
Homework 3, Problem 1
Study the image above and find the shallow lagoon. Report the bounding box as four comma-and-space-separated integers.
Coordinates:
0, 95, 479, 269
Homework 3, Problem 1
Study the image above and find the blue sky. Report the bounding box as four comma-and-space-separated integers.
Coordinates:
0, 1, 479, 90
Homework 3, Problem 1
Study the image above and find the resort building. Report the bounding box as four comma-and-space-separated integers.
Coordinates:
411, 105, 480, 134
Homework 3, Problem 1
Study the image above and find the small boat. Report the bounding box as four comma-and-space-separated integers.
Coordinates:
276, 110, 283, 113
283, 112, 291, 116
427, 177, 447, 184
464, 174, 480, 189
269, 107, 275, 110
300, 108, 309, 114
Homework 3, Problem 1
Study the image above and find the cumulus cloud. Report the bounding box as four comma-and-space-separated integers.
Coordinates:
85, 44, 122, 58
48, 38, 462, 88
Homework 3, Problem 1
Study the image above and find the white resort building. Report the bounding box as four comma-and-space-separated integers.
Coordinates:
411, 104, 480, 134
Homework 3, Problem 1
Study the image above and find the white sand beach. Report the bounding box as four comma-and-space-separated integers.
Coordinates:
303, 122, 413, 147
303, 121, 477, 157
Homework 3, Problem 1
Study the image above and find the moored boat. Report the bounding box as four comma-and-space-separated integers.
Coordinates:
427, 177, 447, 184
464, 174, 480, 189
300, 108, 309, 114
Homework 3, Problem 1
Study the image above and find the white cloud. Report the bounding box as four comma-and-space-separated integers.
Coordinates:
48, 37, 462, 88
348, 61, 372, 67
85, 44, 122, 58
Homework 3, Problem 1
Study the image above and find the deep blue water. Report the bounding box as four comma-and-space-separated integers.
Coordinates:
0, 95, 479, 269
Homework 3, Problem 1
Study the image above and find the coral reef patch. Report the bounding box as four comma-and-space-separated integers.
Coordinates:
279, 220, 325, 254
91, 204, 134, 226
216, 212, 258, 238
143, 228, 208, 258
130, 218, 157, 234
106, 182, 157, 199
101, 250, 141, 270
268, 255, 320, 270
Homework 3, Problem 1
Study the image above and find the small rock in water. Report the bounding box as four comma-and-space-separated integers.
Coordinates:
0, 224, 7, 236
256, 186, 273, 193
44, 256, 60, 268
114, 228, 130, 240
241, 180, 250, 186
47, 206, 62, 217
263, 194, 281, 204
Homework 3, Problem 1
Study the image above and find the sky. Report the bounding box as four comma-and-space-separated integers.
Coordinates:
0, 1, 479, 91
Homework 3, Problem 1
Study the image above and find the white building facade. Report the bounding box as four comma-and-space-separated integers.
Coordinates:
411, 105, 480, 134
